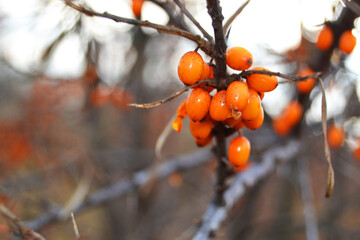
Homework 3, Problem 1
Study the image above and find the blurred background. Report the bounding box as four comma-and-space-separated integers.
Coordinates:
0, 0, 360, 239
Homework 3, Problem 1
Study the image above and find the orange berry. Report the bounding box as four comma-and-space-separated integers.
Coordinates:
272, 117, 291, 136
172, 116, 184, 133
246, 67, 278, 92
200, 62, 210, 80
209, 90, 232, 121
243, 105, 264, 130
175, 99, 187, 118
178, 51, 204, 85
132, 0, 144, 18
283, 100, 303, 127
189, 116, 214, 139
209, 66, 215, 79
223, 117, 244, 129
111, 88, 134, 110
90, 85, 112, 107
339, 30, 356, 55
228, 136, 251, 168
296, 68, 316, 94
259, 92, 265, 100
186, 88, 211, 121
241, 89, 261, 120
226, 47, 253, 71
353, 147, 360, 161
316, 26, 334, 51
225, 81, 249, 111
327, 124, 345, 149
195, 134, 214, 147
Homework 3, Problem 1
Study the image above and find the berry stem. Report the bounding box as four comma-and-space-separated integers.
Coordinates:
213, 123, 231, 206
206, 0, 227, 83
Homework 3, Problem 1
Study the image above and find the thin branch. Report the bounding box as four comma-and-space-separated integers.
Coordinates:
0, 204, 46, 240
192, 140, 301, 240
26, 149, 214, 231
64, 0, 213, 55
173, 0, 213, 42
237, 69, 323, 83
128, 79, 216, 108
318, 78, 334, 198
223, 0, 250, 35
71, 212, 81, 240
297, 158, 319, 240
341, 0, 360, 16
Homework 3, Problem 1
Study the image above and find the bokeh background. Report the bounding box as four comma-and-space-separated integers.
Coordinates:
0, 0, 360, 239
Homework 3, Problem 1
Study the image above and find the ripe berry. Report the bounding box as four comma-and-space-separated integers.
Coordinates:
272, 117, 291, 136
228, 136, 251, 168
195, 134, 213, 147
176, 99, 187, 118
246, 67, 278, 92
226, 47, 253, 71
243, 105, 264, 130
172, 116, 183, 133
241, 89, 261, 120
316, 26, 333, 51
189, 116, 214, 139
296, 68, 316, 94
225, 81, 249, 111
283, 100, 303, 127
209, 90, 232, 121
132, 0, 144, 18
223, 117, 244, 129
327, 124, 345, 149
200, 62, 210, 80
178, 51, 204, 85
186, 88, 211, 121
339, 30, 356, 55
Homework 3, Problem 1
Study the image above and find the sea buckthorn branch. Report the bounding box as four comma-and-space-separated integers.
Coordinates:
25, 149, 214, 231
128, 78, 217, 108
173, 0, 214, 43
237, 69, 323, 83
64, 0, 214, 56
341, 0, 360, 16
0, 204, 46, 240
193, 140, 301, 240
206, 0, 227, 81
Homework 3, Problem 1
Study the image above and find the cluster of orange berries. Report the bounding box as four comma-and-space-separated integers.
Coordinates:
172, 47, 278, 170
316, 25, 357, 54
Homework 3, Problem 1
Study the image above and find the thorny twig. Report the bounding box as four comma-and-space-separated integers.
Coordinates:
173, 0, 213, 42
26, 150, 214, 231
64, 0, 213, 55
0, 204, 46, 240
193, 140, 301, 240
223, 0, 250, 35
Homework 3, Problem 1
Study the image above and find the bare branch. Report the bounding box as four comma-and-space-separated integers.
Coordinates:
0, 204, 46, 240
128, 79, 216, 108
64, 0, 213, 55
237, 69, 323, 83
193, 140, 300, 240
341, 0, 360, 16
71, 212, 81, 240
297, 158, 319, 240
26, 149, 214, 231
223, 0, 250, 35
318, 78, 334, 198
173, 0, 214, 42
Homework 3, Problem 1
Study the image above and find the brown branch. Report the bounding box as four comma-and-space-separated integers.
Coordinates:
0, 204, 46, 240
173, 0, 213, 43
341, 0, 360, 16
71, 212, 81, 240
318, 78, 334, 198
223, 0, 250, 35
237, 69, 323, 83
64, 0, 213, 55
207, 0, 227, 81
128, 79, 216, 108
